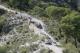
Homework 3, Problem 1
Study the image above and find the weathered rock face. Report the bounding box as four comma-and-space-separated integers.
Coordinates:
2, 12, 28, 33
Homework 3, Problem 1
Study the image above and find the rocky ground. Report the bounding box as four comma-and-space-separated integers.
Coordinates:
0, 5, 63, 53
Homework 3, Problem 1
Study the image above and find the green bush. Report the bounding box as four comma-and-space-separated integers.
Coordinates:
4, 0, 43, 11
30, 6, 46, 16
45, 6, 71, 19
60, 11, 80, 39
4, 0, 30, 11
63, 43, 79, 53
60, 11, 80, 47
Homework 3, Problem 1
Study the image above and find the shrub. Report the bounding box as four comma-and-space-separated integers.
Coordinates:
60, 11, 80, 47
45, 6, 71, 19
63, 43, 79, 53
60, 11, 80, 40
30, 6, 46, 16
